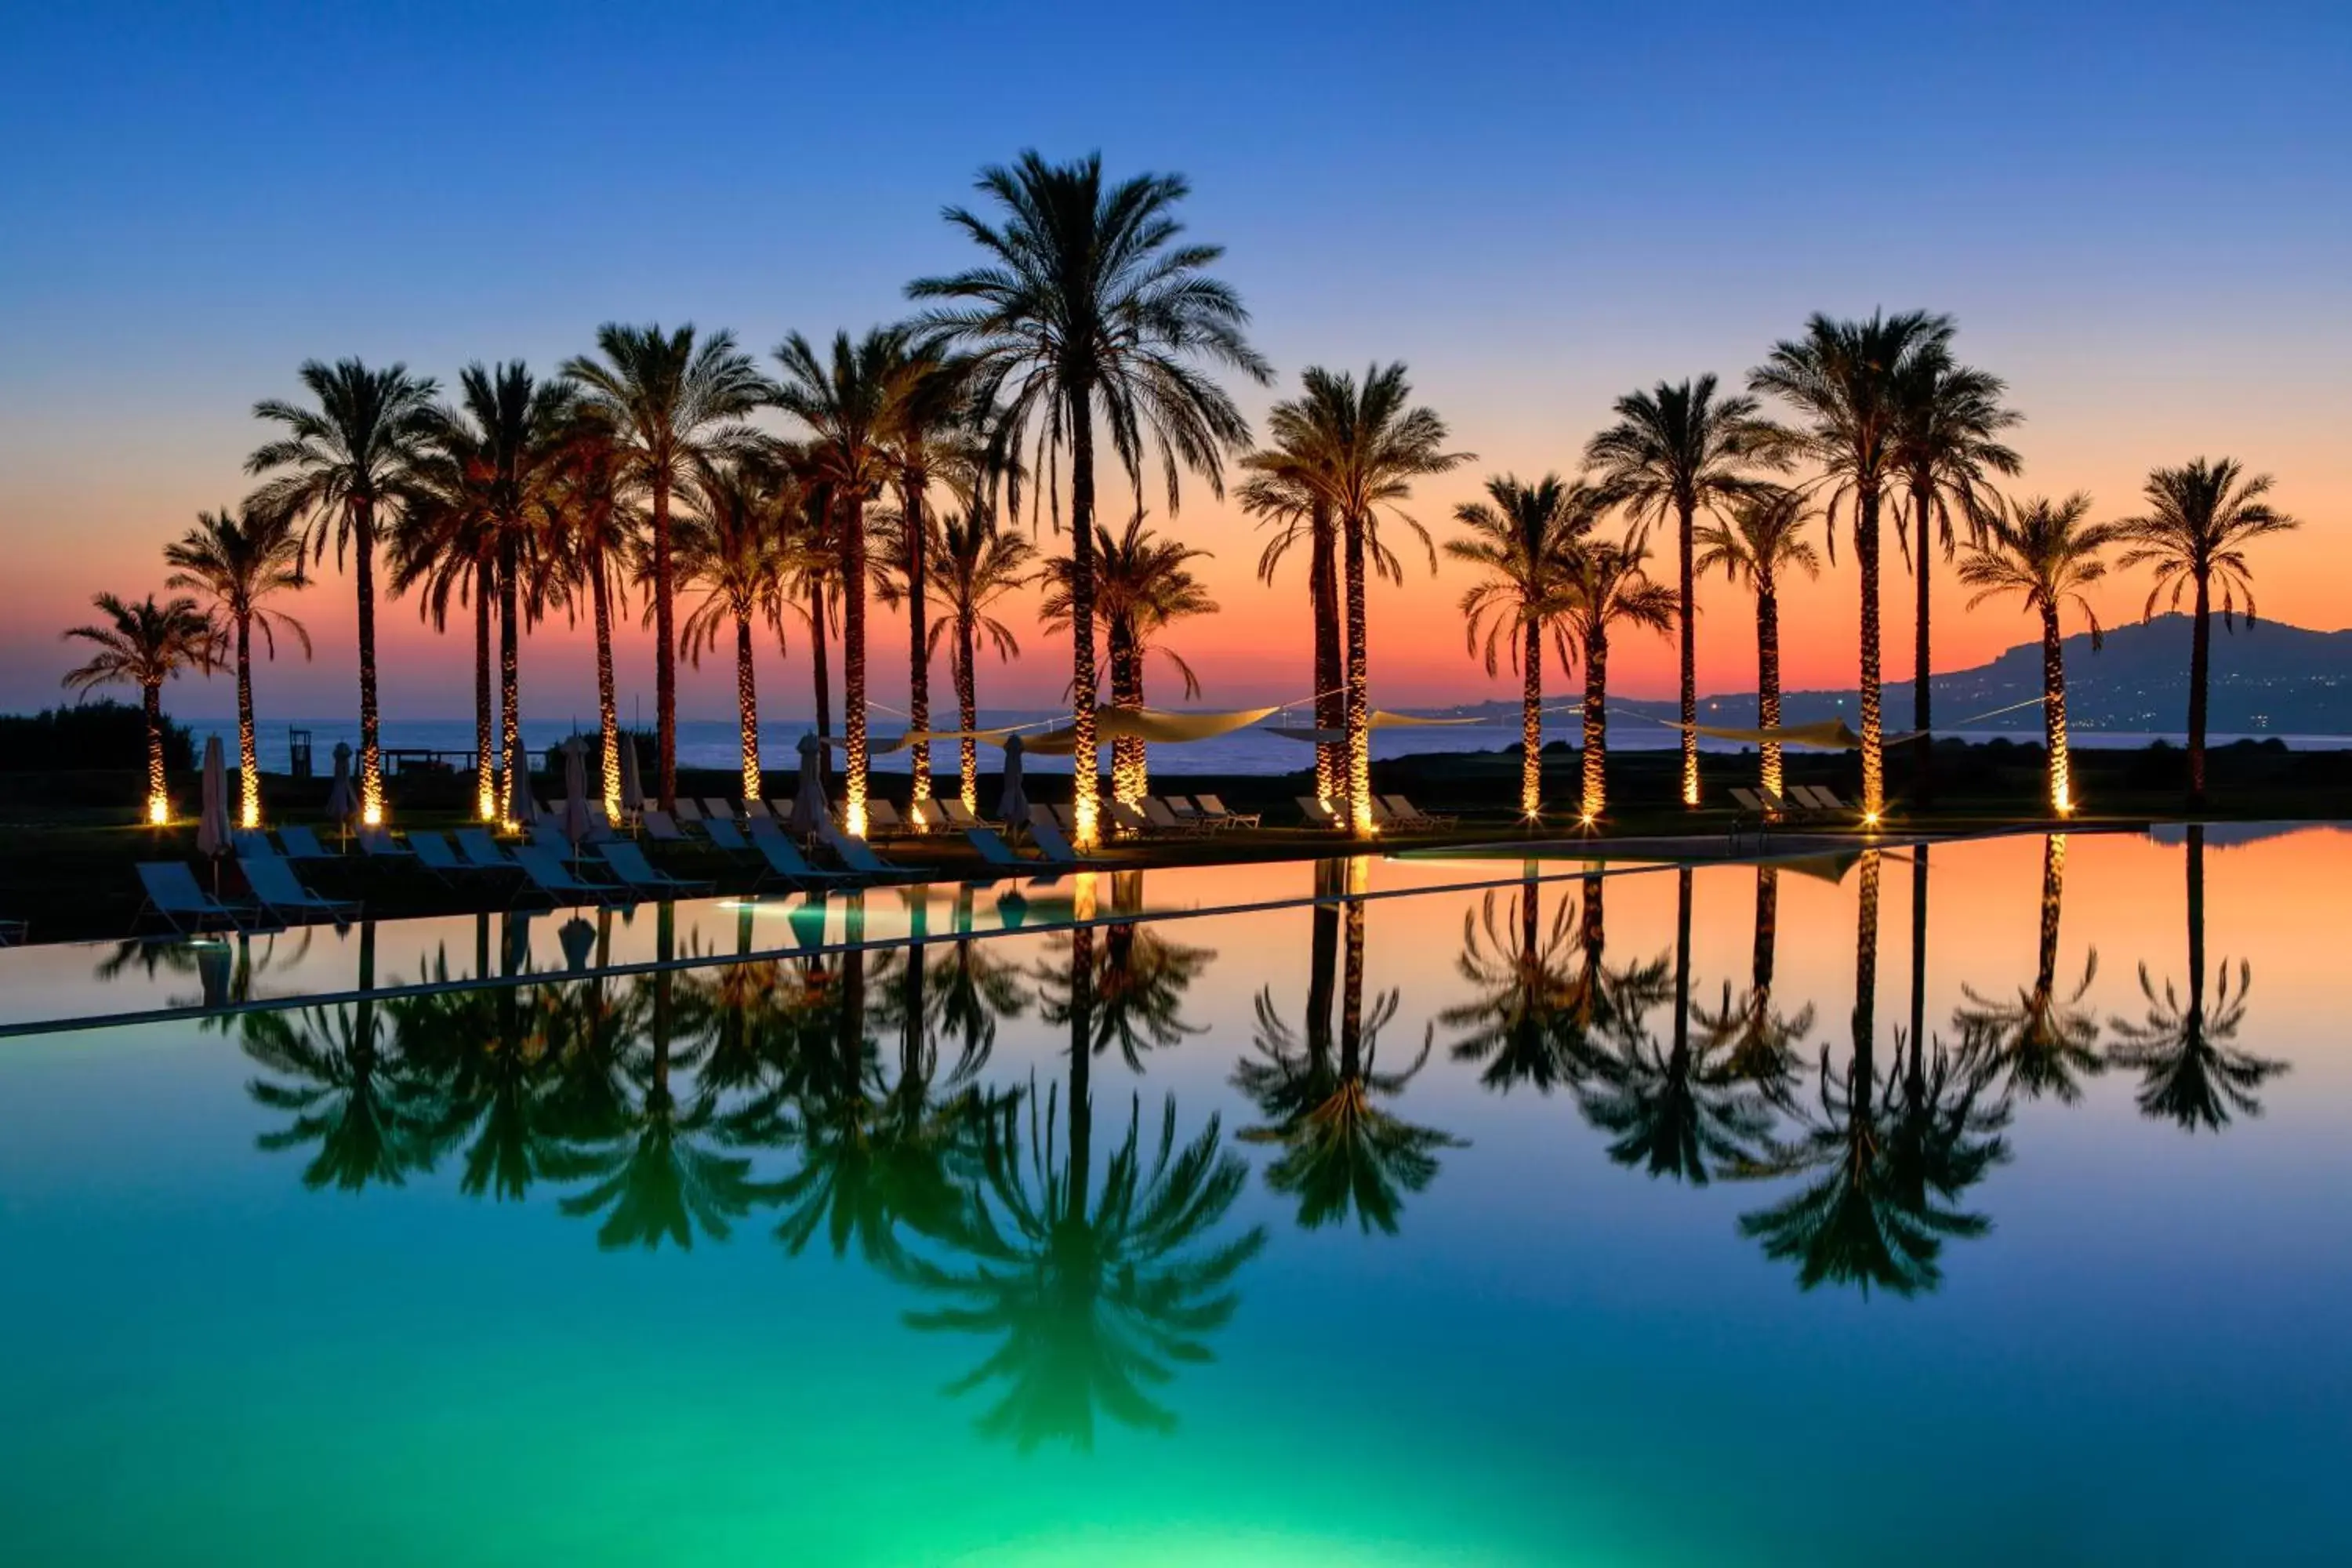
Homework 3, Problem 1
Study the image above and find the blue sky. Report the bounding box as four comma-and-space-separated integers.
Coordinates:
2, 0, 2346, 716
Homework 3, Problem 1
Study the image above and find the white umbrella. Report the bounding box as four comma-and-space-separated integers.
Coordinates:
996, 733, 1029, 837
561, 736, 592, 850
788, 733, 829, 838
324, 742, 356, 825
197, 735, 230, 859
618, 733, 644, 820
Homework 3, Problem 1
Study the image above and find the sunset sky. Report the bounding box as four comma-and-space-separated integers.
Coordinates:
2, 1, 2345, 724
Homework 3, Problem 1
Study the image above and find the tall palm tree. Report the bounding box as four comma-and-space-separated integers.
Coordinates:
1695, 486, 1820, 800
2107, 826, 2285, 1130
780, 466, 840, 742
670, 455, 792, 804
421, 362, 579, 818
2111, 458, 2301, 808
1958, 493, 2118, 815
1748, 311, 1955, 819
1446, 474, 1602, 818
1584, 375, 1775, 808
909, 150, 1269, 847
60, 592, 220, 823
1552, 528, 1679, 821
383, 462, 499, 820
163, 505, 311, 828
1889, 350, 2021, 801
772, 328, 898, 837
1955, 834, 2103, 1102
877, 337, 977, 810
1251, 365, 1467, 835
924, 507, 1035, 811
1240, 437, 1343, 801
246, 358, 440, 825
561, 324, 769, 811
546, 419, 641, 820
1040, 515, 1218, 802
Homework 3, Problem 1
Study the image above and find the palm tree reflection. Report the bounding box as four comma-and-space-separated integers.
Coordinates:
2107, 824, 2285, 1131
1439, 870, 1594, 1093
1955, 833, 2103, 1102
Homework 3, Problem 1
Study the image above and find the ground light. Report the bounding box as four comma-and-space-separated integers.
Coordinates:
147, 794, 169, 826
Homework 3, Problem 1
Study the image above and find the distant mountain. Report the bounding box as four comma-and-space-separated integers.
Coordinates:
1448, 614, 2352, 735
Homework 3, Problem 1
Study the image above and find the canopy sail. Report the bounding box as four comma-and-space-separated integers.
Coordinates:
840, 706, 1283, 755
1683, 718, 1863, 750
1263, 710, 1484, 744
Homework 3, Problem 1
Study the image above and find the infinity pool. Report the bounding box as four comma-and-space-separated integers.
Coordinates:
2, 827, 2347, 1564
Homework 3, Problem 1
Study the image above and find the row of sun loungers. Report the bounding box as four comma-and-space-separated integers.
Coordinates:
1729, 784, 1865, 826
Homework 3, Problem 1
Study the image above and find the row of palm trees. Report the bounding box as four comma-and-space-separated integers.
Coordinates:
66, 152, 2307, 839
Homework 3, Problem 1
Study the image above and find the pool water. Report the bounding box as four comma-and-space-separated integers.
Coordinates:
2, 827, 2347, 1565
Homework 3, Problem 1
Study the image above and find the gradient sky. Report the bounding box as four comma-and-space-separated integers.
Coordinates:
2, 1, 2346, 723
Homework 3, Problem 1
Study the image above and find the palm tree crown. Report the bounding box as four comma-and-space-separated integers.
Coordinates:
61, 591, 221, 822
1696, 486, 1820, 797
165, 506, 312, 828
924, 506, 1036, 810
1552, 528, 1678, 821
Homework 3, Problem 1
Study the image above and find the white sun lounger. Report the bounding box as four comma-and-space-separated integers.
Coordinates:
136, 861, 247, 935
595, 840, 714, 895
240, 852, 361, 921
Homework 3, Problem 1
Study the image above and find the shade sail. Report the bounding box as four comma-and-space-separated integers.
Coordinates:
1264, 710, 1483, 743
1686, 718, 1863, 750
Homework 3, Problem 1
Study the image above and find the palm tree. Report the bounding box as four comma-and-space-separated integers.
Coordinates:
423, 362, 579, 818
1695, 486, 1820, 800
546, 418, 640, 820
1552, 528, 1679, 821
163, 505, 311, 828
1040, 514, 1218, 803
60, 592, 220, 823
246, 358, 440, 824
877, 337, 978, 811
1444, 474, 1600, 818
1958, 493, 2118, 815
1889, 350, 2021, 801
1749, 311, 1955, 819
1955, 834, 2103, 1102
1251, 365, 1467, 835
1240, 434, 1343, 801
2107, 826, 2285, 1130
561, 324, 769, 811
2111, 458, 2301, 808
384, 464, 500, 820
670, 455, 793, 804
780, 466, 841, 743
924, 507, 1035, 811
910, 150, 1269, 847
772, 328, 898, 837
1584, 375, 1776, 808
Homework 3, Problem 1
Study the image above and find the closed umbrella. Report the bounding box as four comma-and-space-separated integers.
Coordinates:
561, 736, 592, 844
996, 733, 1029, 840
557, 915, 597, 974
323, 742, 355, 844
787, 733, 829, 839
618, 734, 644, 822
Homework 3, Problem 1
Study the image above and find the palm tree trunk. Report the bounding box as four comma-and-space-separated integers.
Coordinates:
956, 608, 979, 811
1067, 923, 1096, 1207
1343, 506, 1373, 836
903, 474, 933, 808
1853, 848, 1882, 1081
2037, 833, 2065, 1000
1519, 617, 1543, 818
1340, 888, 1367, 1080
2185, 823, 2205, 1020
2041, 604, 2069, 814
1908, 842, 1929, 1062
735, 610, 761, 805
1109, 621, 1148, 804
2187, 571, 2211, 810
473, 562, 495, 822
1067, 391, 1103, 847
1678, 494, 1699, 808
808, 575, 833, 739
143, 680, 167, 822
499, 535, 521, 820
1579, 626, 1609, 819
354, 499, 383, 823
1756, 578, 1783, 800
1752, 865, 1779, 998
1578, 870, 1605, 1027
234, 612, 259, 829
842, 492, 870, 837
1307, 872, 1339, 1065
652, 478, 677, 812
1673, 866, 1693, 1062
591, 551, 620, 822
1911, 479, 1936, 807
1856, 485, 1886, 818
1311, 501, 1342, 803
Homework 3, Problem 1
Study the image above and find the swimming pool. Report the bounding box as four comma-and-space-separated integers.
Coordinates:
2, 826, 2346, 1563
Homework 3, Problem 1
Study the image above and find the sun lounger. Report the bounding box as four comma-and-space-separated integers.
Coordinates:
740, 798, 771, 820
513, 845, 622, 905
964, 826, 1031, 872
409, 830, 506, 883
821, 825, 931, 880
746, 814, 787, 844
1194, 793, 1260, 829
938, 798, 993, 829
1030, 818, 1114, 869
584, 804, 619, 842
232, 829, 278, 858
752, 833, 859, 888
907, 798, 948, 832
1144, 797, 1210, 834
278, 825, 338, 862
136, 862, 246, 935
768, 797, 795, 821
641, 808, 690, 843
1106, 801, 1152, 837
1381, 794, 1456, 829
1297, 796, 1342, 829
672, 797, 703, 822
358, 826, 414, 859
241, 852, 361, 921
1798, 785, 1858, 815
1729, 786, 1777, 829
702, 798, 739, 822
596, 840, 714, 896
454, 827, 517, 871
862, 800, 906, 833
1162, 795, 1207, 825
704, 818, 758, 855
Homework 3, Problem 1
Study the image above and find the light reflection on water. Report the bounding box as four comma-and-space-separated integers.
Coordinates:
2, 827, 2348, 1565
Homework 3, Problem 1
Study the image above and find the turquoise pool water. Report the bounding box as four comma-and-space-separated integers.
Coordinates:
2, 827, 2347, 1564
